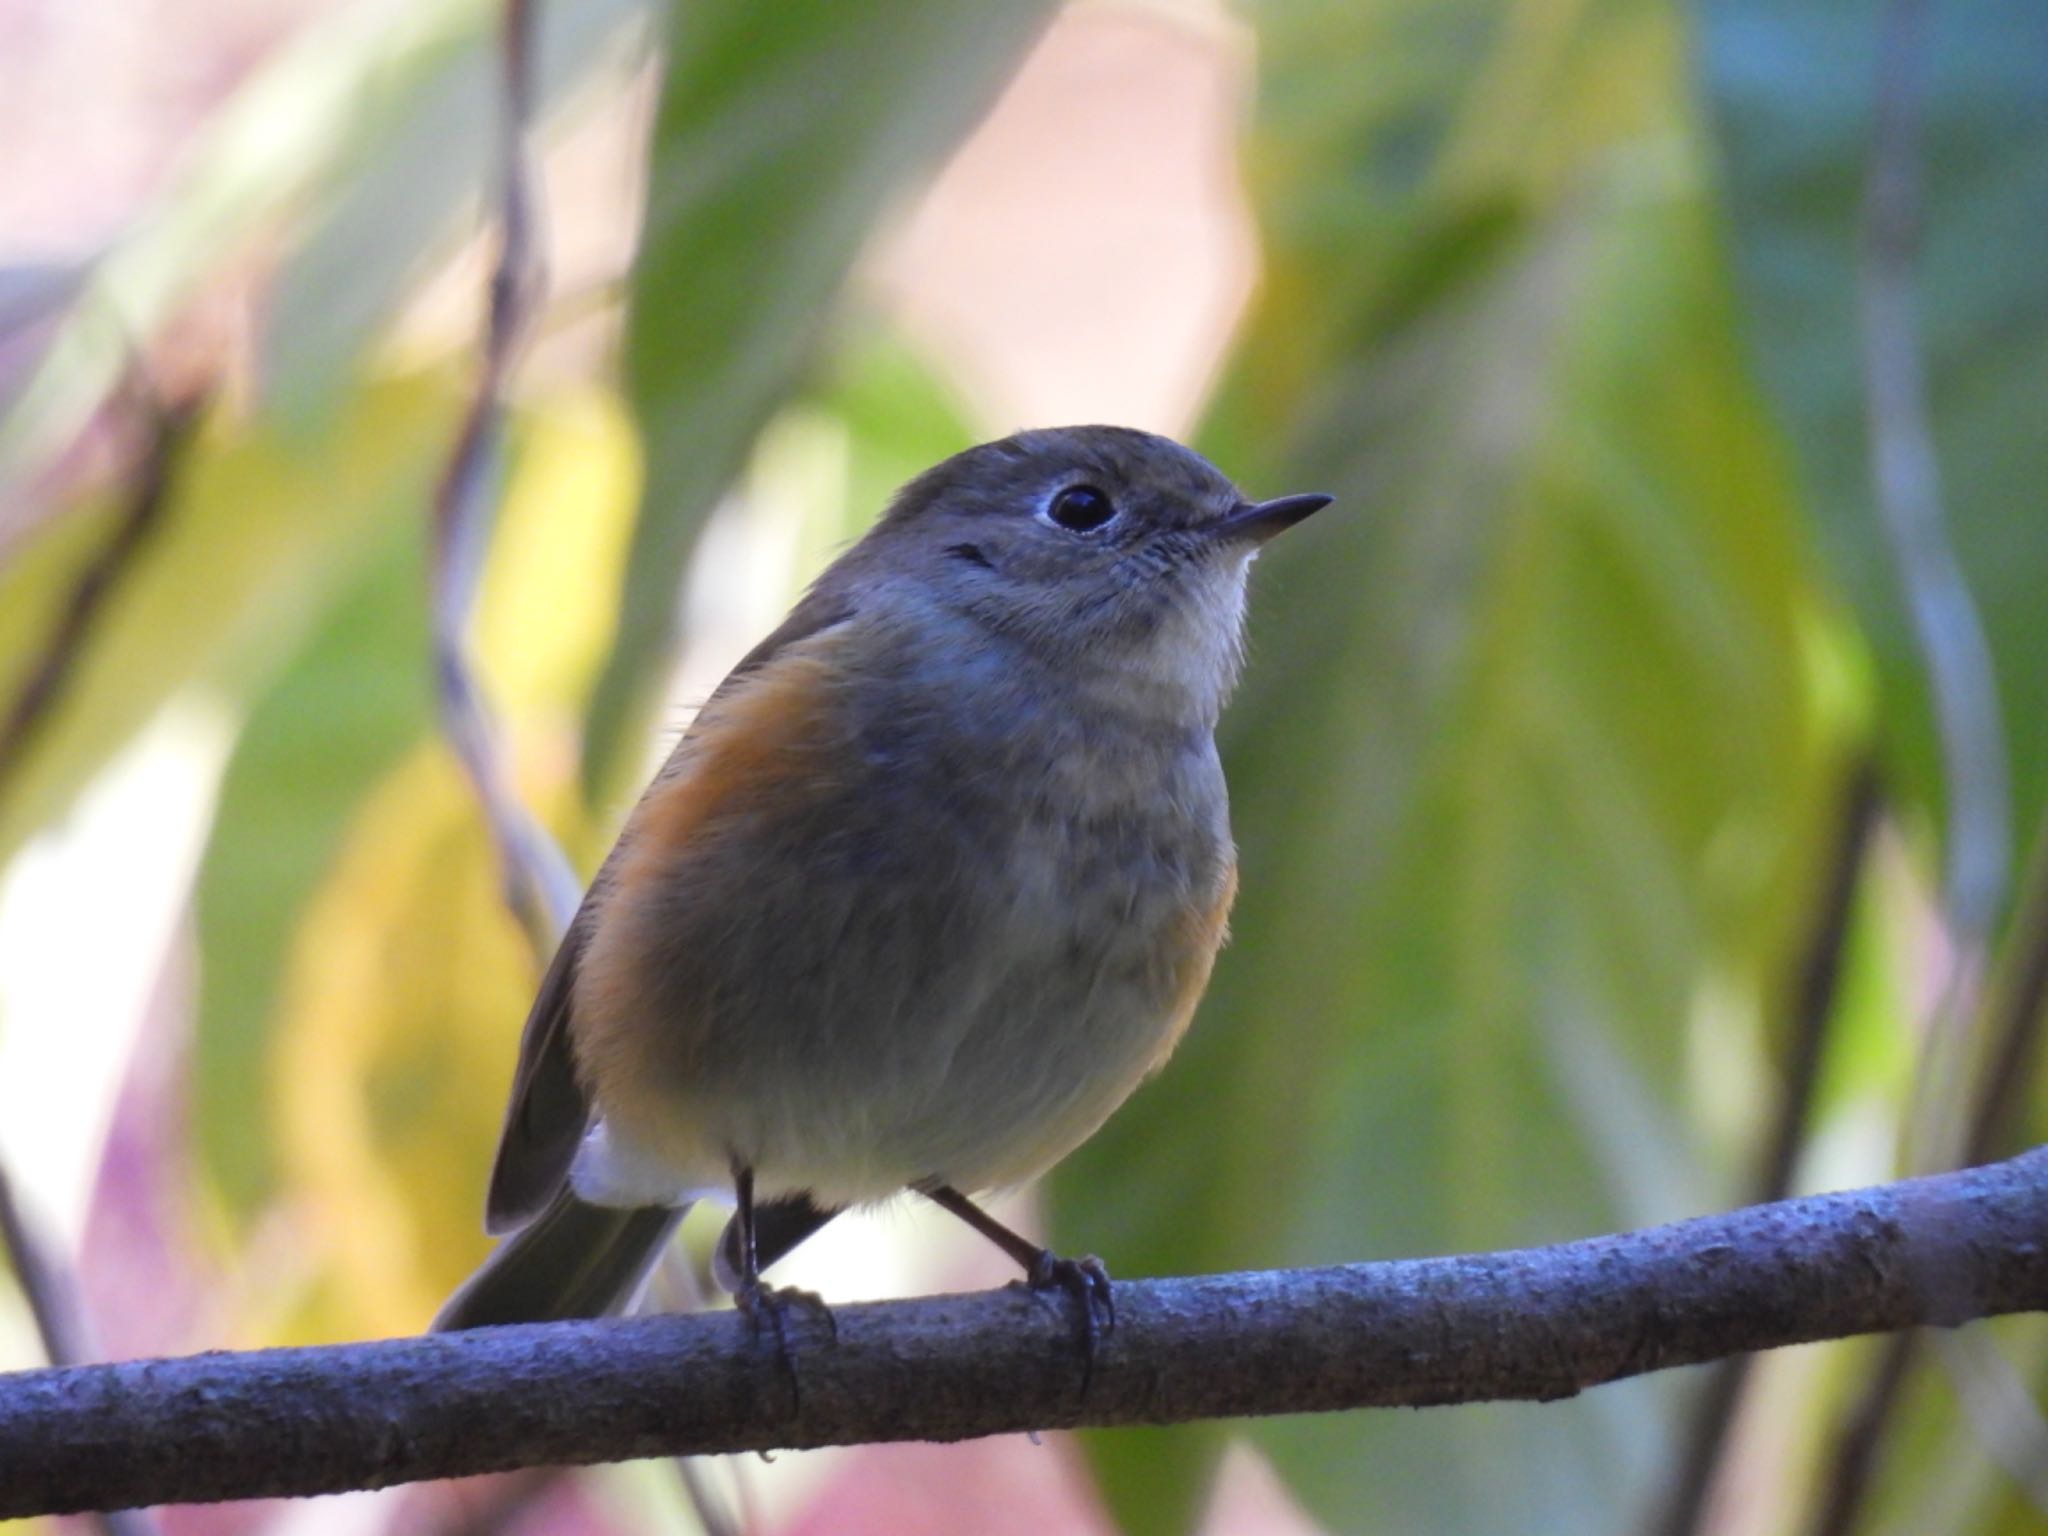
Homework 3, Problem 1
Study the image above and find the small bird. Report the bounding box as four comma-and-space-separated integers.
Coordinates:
432, 424, 1330, 1340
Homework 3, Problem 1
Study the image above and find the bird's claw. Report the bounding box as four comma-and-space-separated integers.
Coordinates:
1020, 1251, 1114, 1393
735, 1281, 837, 1414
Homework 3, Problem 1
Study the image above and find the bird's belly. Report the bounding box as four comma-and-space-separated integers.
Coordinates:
581, 787, 1233, 1209
777, 895, 1207, 1202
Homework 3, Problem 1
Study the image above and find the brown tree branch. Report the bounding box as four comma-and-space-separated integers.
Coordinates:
2, 1149, 2046, 1517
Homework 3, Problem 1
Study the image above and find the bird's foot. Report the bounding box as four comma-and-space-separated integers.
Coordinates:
1019, 1250, 1114, 1393
734, 1281, 837, 1413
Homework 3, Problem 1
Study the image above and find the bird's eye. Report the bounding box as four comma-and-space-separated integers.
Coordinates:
1045, 483, 1117, 533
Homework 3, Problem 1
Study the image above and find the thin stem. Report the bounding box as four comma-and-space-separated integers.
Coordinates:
1963, 809, 2048, 1168
0, 1164, 159, 1536
0, 384, 193, 1536
1807, 814, 2048, 1536
0, 389, 201, 800
1857, 0, 2009, 1172
0, 1164, 92, 1388
1811, 1336, 1917, 1536
429, 0, 580, 948
1653, 761, 1881, 1536
1809, 2, 2026, 1526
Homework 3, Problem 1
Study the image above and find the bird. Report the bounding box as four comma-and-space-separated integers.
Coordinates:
431, 424, 1331, 1345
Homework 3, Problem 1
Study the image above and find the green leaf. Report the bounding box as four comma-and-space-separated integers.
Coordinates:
581, 0, 1054, 800
1695, 0, 2048, 867
823, 325, 979, 537
1693, 16, 2048, 1520
1085, 1424, 1227, 1536
1055, 2, 1838, 1530
4, 0, 649, 521
0, 369, 464, 873
259, 0, 650, 429
191, 515, 432, 1218
191, 378, 645, 1227
1, 0, 491, 494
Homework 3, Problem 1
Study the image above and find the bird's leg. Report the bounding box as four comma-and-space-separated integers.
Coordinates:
920, 1183, 1113, 1389
730, 1163, 835, 1412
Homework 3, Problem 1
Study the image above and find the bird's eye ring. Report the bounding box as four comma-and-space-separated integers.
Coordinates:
1045, 483, 1117, 534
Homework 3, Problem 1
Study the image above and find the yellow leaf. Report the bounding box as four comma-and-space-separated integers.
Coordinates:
266, 741, 548, 1342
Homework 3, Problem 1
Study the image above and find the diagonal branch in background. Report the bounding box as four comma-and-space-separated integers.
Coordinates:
1964, 812, 2048, 1174
1811, 808, 2048, 1536
0, 388, 201, 798
0, 1163, 94, 1378
0, 384, 198, 1536
1654, 759, 1883, 1536
429, 0, 580, 947
0, 1169, 158, 1536
4, 1149, 2048, 1518
1858, 0, 2009, 1169
427, 12, 739, 1532
1811, 1, 2026, 1528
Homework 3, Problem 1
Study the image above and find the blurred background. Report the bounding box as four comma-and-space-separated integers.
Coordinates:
2, 0, 2045, 1532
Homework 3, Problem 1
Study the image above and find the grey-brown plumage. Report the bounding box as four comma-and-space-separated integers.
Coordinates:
434, 426, 1329, 1332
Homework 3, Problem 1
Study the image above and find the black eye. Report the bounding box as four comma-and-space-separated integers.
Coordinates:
1046, 483, 1117, 533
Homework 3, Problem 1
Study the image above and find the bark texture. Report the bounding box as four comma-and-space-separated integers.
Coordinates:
4, 1149, 2047, 1516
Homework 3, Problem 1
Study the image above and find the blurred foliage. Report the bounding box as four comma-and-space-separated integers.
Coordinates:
259, 0, 651, 429
1697, 0, 2048, 834
192, 386, 638, 1232
0, 0, 641, 490
1060, 0, 1841, 1528
0, 0, 2045, 1534
0, 369, 466, 871
269, 739, 543, 1340
584, 0, 1054, 799
192, 512, 434, 1224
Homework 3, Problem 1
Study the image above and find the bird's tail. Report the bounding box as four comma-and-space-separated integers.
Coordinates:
431, 1188, 685, 1332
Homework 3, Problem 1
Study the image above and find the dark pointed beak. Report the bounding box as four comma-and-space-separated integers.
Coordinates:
1214, 491, 1335, 545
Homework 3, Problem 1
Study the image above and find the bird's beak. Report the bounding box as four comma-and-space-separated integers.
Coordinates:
1213, 492, 1335, 545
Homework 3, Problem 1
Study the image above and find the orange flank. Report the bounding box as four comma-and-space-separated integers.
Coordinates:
572, 642, 852, 1095
633, 650, 850, 866
1150, 858, 1238, 1075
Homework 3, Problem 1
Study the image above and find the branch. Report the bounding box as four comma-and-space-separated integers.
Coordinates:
1812, 1, 2025, 1524
4, 1150, 2048, 1517
1655, 759, 1882, 1536
0, 387, 192, 1536
0, 1159, 94, 1386
429, 0, 580, 947
1858, 0, 2009, 1166
1810, 816, 2048, 1535
0, 1167, 159, 1536
0, 388, 200, 798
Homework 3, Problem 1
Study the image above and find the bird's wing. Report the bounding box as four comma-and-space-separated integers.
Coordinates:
484, 903, 597, 1233
480, 587, 860, 1235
